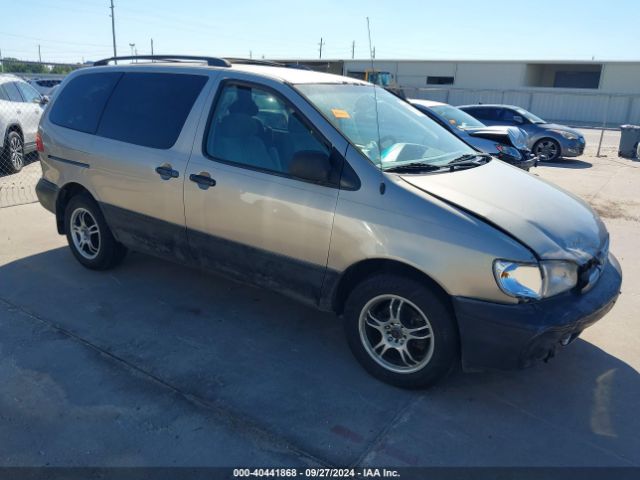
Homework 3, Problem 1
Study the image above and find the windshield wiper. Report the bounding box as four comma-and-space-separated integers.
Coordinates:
382, 161, 443, 173
445, 153, 492, 170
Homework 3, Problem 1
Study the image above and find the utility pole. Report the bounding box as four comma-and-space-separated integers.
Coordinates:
0, 49, 3, 73
109, 0, 118, 63
351, 41, 355, 59
38, 44, 42, 63
249, 50, 252, 59
318, 37, 325, 59
372, 46, 376, 59
150, 38, 154, 55
129, 43, 135, 59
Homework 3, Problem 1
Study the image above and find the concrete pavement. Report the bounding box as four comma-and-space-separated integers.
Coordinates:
0, 151, 638, 467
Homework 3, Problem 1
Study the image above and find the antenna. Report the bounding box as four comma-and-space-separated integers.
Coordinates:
366, 17, 385, 194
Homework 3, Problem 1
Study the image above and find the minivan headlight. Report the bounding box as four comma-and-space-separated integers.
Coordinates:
540, 260, 579, 298
495, 144, 522, 160
493, 260, 578, 300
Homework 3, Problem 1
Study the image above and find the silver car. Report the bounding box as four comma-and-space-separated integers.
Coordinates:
1, 74, 46, 173
459, 104, 586, 161
36, 56, 621, 388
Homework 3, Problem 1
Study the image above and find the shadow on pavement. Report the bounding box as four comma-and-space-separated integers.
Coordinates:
1, 246, 638, 466
539, 158, 593, 169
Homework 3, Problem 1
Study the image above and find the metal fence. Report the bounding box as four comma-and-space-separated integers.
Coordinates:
403, 86, 640, 128
0, 74, 48, 208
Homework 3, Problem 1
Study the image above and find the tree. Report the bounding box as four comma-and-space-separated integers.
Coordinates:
1, 57, 77, 74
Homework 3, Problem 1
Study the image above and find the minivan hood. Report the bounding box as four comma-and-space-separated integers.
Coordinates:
401, 160, 607, 263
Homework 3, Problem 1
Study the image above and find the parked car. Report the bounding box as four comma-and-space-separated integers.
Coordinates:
27, 78, 62, 96
410, 99, 536, 170
36, 55, 621, 388
0, 74, 47, 173
459, 104, 586, 161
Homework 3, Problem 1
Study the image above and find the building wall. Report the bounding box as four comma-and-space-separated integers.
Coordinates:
342, 60, 640, 126
600, 64, 640, 94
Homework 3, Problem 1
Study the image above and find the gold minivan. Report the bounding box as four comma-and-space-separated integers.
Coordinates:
36, 56, 622, 388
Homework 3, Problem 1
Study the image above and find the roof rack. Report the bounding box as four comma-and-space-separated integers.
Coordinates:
224, 58, 285, 67
93, 55, 231, 67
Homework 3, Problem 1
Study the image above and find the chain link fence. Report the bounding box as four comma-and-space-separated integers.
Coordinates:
0, 74, 53, 208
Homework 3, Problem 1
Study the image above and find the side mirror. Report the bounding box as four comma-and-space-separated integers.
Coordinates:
289, 150, 331, 184
38, 96, 49, 105
512, 115, 524, 125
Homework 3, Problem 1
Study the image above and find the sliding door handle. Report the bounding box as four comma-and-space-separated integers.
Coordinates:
189, 173, 216, 189
155, 164, 179, 180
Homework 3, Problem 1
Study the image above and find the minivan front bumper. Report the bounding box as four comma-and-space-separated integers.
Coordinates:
453, 253, 622, 371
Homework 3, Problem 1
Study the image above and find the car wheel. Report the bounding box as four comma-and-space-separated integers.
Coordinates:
64, 193, 127, 270
2, 131, 25, 173
534, 138, 561, 162
343, 274, 458, 389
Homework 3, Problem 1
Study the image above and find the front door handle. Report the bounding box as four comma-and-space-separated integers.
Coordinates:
155, 164, 179, 180
189, 173, 216, 189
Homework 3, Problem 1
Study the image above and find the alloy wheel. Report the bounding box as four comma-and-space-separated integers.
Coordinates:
535, 140, 559, 161
9, 135, 24, 171
358, 294, 435, 374
70, 208, 101, 260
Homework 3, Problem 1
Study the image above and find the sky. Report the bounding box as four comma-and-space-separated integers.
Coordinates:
1, 0, 639, 64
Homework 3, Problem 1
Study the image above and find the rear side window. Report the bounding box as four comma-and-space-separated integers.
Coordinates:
96, 72, 208, 149
3, 82, 24, 102
49, 72, 122, 133
464, 107, 498, 120
0, 86, 8, 101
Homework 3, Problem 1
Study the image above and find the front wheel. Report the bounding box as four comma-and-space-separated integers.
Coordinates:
534, 138, 561, 162
64, 194, 127, 270
343, 274, 459, 389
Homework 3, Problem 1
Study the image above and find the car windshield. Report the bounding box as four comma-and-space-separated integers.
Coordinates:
295, 83, 477, 168
515, 107, 546, 124
429, 104, 485, 130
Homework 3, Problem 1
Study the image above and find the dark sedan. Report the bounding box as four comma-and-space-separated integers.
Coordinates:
410, 99, 537, 170
458, 104, 586, 161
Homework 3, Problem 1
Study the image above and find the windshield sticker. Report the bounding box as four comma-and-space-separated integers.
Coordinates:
331, 108, 351, 119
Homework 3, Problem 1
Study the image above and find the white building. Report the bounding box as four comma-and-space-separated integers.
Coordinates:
341, 59, 640, 126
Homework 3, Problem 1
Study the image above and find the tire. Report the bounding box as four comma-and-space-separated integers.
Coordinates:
343, 274, 459, 389
2, 131, 25, 174
64, 193, 127, 270
533, 138, 561, 162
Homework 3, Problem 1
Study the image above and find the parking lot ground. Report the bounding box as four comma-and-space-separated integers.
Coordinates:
0, 134, 639, 468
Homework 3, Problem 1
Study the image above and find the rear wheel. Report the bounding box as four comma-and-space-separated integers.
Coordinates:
343, 274, 458, 389
2, 131, 24, 174
534, 138, 561, 162
64, 194, 126, 270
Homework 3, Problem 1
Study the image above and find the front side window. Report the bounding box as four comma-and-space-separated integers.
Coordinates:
296, 83, 476, 168
205, 83, 330, 176
515, 107, 546, 124
16, 82, 41, 103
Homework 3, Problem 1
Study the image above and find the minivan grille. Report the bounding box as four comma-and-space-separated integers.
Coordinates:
578, 239, 609, 293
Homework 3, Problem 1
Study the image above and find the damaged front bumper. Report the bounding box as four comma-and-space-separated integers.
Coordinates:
453, 253, 622, 371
